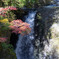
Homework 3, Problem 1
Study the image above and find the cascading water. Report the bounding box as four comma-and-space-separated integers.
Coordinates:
46, 0, 59, 7
54, 0, 59, 6
15, 11, 36, 59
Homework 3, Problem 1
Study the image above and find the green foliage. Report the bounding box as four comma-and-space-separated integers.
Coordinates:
0, 0, 4, 7
0, 23, 10, 31
0, 43, 16, 59
37, 14, 42, 19
24, 0, 40, 8
0, 0, 52, 8
2, 0, 25, 8
6, 10, 16, 22
0, 16, 5, 20
1, 43, 13, 50
0, 22, 11, 38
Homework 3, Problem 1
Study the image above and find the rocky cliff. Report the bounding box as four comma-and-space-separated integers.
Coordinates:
34, 7, 59, 59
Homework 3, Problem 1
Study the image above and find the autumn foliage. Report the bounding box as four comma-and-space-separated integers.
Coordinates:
9, 19, 31, 35
0, 6, 17, 16
0, 6, 31, 42
0, 37, 7, 42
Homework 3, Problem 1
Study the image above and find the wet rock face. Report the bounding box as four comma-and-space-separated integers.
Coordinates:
35, 7, 55, 47
34, 7, 59, 59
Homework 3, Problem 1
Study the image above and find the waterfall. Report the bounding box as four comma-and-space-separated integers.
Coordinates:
45, 0, 59, 7
54, 0, 59, 6
15, 11, 36, 59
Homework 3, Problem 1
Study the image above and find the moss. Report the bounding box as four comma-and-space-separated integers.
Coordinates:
37, 15, 42, 19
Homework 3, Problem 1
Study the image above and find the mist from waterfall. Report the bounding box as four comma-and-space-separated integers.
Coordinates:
15, 11, 36, 59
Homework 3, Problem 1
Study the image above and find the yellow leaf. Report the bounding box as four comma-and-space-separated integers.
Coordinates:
0, 18, 9, 23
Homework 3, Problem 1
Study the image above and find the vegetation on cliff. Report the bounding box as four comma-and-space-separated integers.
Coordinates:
0, 0, 52, 8
0, 1, 32, 58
